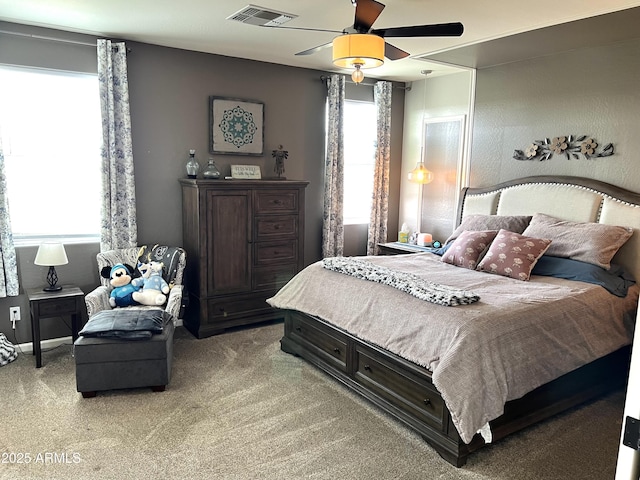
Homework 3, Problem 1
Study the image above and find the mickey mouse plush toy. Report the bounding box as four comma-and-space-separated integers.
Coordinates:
101, 263, 140, 308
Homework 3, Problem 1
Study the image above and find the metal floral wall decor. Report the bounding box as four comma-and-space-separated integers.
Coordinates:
210, 96, 264, 155
513, 135, 614, 161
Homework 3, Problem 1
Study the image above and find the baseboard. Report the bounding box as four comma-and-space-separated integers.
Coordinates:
17, 336, 73, 354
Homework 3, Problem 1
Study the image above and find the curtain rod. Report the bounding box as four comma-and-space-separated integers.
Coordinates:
0, 29, 96, 47
320, 74, 410, 90
0, 29, 131, 52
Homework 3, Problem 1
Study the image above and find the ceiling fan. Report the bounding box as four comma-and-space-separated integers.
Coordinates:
296, 0, 463, 57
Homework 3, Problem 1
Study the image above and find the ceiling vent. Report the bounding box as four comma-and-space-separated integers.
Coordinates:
227, 4, 298, 27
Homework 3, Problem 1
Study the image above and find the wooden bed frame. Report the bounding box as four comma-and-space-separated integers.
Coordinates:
279, 176, 640, 467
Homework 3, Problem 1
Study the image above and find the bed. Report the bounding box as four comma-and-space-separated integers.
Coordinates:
267, 175, 640, 467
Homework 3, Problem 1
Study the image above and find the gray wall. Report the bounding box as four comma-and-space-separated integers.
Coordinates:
0, 22, 405, 342
470, 38, 640, 189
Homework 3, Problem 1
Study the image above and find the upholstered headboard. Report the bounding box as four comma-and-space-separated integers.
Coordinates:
457, 176, 640, 281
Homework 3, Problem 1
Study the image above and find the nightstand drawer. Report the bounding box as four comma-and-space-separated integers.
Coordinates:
255, 190, 299, 214
37, 298, 78, 317
255, 215, 298, 240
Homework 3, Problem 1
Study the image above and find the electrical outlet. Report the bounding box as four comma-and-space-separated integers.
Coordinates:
10, 306, 20, 321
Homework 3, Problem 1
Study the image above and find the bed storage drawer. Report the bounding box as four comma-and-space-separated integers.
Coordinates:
289, 314, 347, 372
355, 346, 444, 430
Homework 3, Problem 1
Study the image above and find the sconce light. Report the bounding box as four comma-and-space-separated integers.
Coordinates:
333, 34, 384, 84
34, 242, 68, 292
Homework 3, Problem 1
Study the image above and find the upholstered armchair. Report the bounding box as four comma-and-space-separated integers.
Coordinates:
84, 245, 187, 322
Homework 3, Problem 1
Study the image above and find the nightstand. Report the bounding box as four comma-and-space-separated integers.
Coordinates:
377, 242, 438, 255
27, 285, 85, 368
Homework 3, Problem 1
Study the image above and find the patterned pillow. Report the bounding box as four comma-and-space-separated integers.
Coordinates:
444, 214, 532, 245
522, 213, 633, 270
441, 230, 498, 270
476, 229, 552, 281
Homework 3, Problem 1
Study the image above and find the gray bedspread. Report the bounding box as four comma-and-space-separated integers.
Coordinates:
267, 252, 639, 444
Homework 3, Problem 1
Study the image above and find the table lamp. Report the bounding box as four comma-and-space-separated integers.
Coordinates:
34, 243, 68, 292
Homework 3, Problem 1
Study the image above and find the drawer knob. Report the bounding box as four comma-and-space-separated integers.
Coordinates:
274, 224, 281, 230
295, 326, 302, 332
364, 364, 371, 371
333, 347, 340, 354
423, 398, 431, 406
274, 199, 283, 205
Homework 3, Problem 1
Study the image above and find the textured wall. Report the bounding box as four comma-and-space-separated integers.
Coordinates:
470, 38, 640, 190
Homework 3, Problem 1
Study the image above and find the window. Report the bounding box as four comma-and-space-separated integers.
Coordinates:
343, 100, 377, 225
0, 65, 102, 245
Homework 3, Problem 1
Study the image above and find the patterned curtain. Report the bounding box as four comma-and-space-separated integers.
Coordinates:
98, 39, 137, 251
0, 142, 19, 297
322, 74, 345, 258
367, 81, 393, 256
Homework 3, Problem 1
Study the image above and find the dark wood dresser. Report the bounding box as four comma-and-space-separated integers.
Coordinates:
179, 179, 308, 338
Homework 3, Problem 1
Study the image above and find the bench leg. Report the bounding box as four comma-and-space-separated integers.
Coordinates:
81, 391, 97, 398
151, 385, 166, 392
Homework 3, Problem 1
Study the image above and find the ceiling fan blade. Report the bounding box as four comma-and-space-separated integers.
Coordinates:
295, 42, 332, 56
384, 42, 410, 61
372, 22, 464, 38
354, 0, 385, 33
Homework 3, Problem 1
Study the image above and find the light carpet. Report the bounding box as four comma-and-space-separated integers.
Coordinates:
0, 322, 626, 479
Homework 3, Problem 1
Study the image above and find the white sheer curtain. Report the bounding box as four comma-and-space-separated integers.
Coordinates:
367, 81, 393, 256
322, 74, 345, 258
0, 142, 18, 298
98, 39, 137, 251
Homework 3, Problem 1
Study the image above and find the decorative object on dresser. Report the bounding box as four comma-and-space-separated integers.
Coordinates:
209, 96, 264, 155
513, 135, 614, 161
185, 149, 200, 178
271, 145, 288, 179
179, 179, 308, 338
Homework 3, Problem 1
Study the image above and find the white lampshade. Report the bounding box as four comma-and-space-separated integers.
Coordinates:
34, 243, 69, 266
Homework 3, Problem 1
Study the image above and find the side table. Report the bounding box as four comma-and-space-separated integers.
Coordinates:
27, 285, 85, 368
377, 242, 439, 255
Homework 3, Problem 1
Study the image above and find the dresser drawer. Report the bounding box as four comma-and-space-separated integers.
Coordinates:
289, 315, 347, 372
355, 347, 444, 430
255, 190, 299, 214
255, 215, 298, 240
37, 298, 78, 317
253, 265, 298, 291
208, 296, 271, 322
254, 240, 298, 265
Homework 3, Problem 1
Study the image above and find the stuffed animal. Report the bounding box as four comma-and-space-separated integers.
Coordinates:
101, 263, 140, 308
131, 260, 170, 306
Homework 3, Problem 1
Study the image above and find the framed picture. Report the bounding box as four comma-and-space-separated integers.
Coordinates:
210, 96, 264, 155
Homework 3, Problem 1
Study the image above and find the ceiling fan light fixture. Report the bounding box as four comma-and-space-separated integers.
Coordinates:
351, 65, 364, 84
332, 33, 384, 69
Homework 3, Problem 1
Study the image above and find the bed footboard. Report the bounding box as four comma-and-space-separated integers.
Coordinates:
280, 309, 630, 467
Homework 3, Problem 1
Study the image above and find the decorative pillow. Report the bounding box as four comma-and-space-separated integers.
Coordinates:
522, 213, 633, 270
476, 229, 552, 281
444, 214, 532, 246
441, 230, 498, 270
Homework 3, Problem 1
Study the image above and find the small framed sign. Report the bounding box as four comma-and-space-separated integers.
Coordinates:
231, 165, 262, 179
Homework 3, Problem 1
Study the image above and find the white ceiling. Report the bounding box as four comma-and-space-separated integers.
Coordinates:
1, 0, 640, 81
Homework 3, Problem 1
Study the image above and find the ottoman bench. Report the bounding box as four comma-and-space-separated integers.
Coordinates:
74, 309, 174, 398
